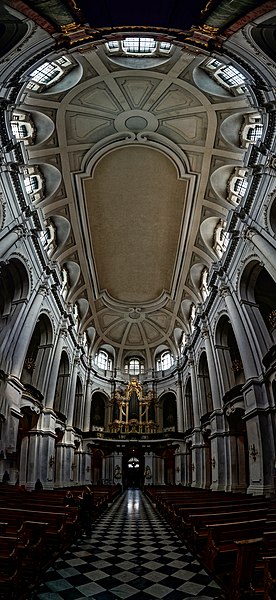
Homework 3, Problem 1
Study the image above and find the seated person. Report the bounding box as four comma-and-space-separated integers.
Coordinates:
63, 491, 75, 507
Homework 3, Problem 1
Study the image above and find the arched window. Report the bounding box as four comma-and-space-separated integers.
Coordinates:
26, 55, 74, 91
156, 351, 174, 372
227, 168, 248, 205
125, 357, 144, 375
10, 111, 35, 145
95, 350, 113, 371
22, 166, 44, 202
240, 113, 263, 148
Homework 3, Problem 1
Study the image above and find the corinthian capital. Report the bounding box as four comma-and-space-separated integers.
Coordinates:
219, 285, 231, 299
243, 227, 256, 241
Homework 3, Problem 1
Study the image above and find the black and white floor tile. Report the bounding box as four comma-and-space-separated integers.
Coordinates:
32, 489, 225, 599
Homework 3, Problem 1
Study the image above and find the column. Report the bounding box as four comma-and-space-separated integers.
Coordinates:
188, 353, 203, 487
176, 377, 184, 432
67, 357, 80, 427
188, 353, 200, 428
45, 329, 67, 409
11, 285, 48, 378
0, 227, 24, 257
201, 324, 221, 410
83, 376, 93, 432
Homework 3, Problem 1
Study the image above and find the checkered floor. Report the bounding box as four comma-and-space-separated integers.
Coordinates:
33, 489, 225, 599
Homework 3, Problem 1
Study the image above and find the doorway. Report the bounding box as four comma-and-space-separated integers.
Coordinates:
122, 447, 144, 489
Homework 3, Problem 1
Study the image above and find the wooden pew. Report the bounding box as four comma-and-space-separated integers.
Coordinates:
0, 536, 20, 600
189, 507, 268, 552
201, 519, 266, 574
225, 537, 264, 600
0, 507, 68, 557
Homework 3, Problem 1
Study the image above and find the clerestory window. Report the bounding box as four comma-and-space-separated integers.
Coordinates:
106, 37, 172, 57
156, 351, 174, 372
10, 111, 35, 145
95, 350, 113, 371
125, 357, 144, 375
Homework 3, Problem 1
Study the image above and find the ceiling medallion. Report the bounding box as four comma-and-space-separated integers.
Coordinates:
114, 110, 158, 134
128, 308, 143, 321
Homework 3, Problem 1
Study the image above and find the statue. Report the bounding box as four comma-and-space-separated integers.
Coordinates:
44, 218, 57, 257
73, 304, 80, 330
144, 465, 152, 480
200, 267, 209, 301
61, 266, 69, 299
114, 465, 121, 480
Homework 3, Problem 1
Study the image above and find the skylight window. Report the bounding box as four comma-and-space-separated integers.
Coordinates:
106, 38, 172, 57
122, 37, 156, 54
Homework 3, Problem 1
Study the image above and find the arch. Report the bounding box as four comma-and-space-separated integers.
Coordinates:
29, 110, 55, 145
91, 391, 107, 430
200, 216, 227, 259
21, 313, 53, 396
210, 165, 242, 203
160, 391, 177, 432
215, 314, 245, 393
180, 297, 198, 322
35, 163, 62, 203
190, 262, 209, 301
77, 298, 89, 330
268, 193, 276, 237
45, 215, 71, 260
239, 260, 276, 356
0, 259, 30, 360
220, 112, 245, 149
0, 4, 28, 59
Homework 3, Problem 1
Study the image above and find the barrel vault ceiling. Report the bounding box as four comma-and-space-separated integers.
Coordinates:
4, 0, 272, 363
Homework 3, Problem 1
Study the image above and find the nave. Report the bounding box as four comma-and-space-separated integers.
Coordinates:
33, 490, 223, 600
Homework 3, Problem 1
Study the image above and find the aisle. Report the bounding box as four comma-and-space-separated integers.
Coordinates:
34, 489, 224, 599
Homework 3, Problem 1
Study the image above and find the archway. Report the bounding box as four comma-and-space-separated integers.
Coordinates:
122, 447, 144, 489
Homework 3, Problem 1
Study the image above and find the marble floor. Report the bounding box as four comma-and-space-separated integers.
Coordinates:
33, 489, 225, 600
